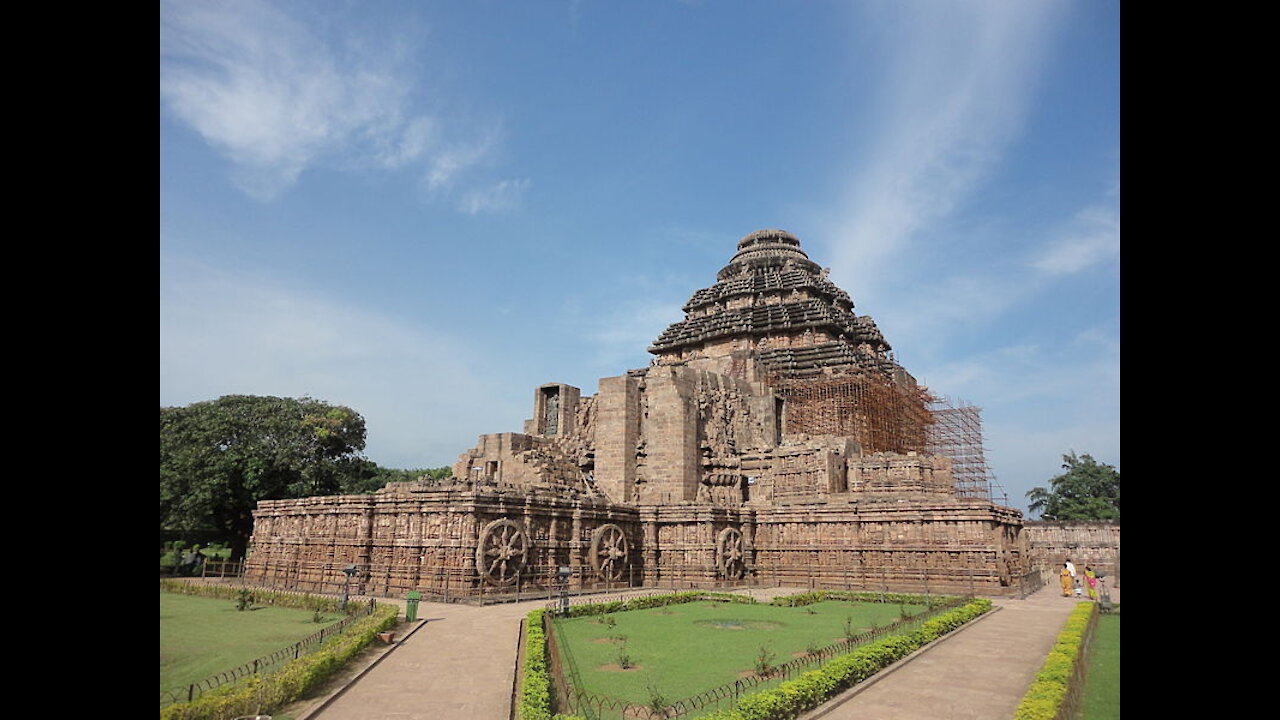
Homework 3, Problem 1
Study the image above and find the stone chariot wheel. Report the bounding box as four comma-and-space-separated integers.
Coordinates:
716, 527, 746, 580
589, 524, 629, 582
476, 518, 530, 586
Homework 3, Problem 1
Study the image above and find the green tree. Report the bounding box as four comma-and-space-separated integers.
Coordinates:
1026, 451, 1120, 521
337, 463, 455, 494
160, 395, 368, 559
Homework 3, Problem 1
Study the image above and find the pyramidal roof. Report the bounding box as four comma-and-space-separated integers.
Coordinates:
648, 229, 898, 379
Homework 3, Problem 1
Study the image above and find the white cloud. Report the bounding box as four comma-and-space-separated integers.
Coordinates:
1030, 204, 1121, 275
458, 178, 532, 215
159, 257, 525, 468
587, 298, 684, 371
823, 1, 1068, 304
424, 131, 502, 192
373, 116, 439, 170
159, 0, 515, 205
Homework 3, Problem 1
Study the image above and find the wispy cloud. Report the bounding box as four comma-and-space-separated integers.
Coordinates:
1030, 203, 1120, 275
159, 0, 517, 209
587, 297, 684, 371
159, 256, 525, 468
459, 178, 532, 215
423, 129, 502, 192
823, 1, 1068, 303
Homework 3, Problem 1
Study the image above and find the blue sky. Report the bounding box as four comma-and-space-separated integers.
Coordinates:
160, 1, 1119, 516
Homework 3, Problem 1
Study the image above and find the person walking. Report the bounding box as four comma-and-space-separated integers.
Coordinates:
1066, 559, 1082, 597
1085, 566, 1099, 601
1059, 562, 1073, 597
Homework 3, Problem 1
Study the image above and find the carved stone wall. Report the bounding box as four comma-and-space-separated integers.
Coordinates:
247, 487, 642, 598
1023, 521, 1120, 583
748, 499, 1027, 594
247, 487, 1029, 597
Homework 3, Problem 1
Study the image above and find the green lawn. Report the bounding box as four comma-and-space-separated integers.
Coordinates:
160, 592, 343, 698
552, 599, 924, 712
1081, 611, 1120, 720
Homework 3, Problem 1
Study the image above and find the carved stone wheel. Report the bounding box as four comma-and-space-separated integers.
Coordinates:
589, 524, 629, 581
476, 518, 530, 586
716, 527, 746, 580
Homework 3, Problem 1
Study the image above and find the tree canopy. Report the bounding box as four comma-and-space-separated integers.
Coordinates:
160, 395, 370, 559
1025, 451, 1120, 521
337, 462, 454, 494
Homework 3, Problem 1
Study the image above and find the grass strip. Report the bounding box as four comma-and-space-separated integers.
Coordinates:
161, 593, 346, 696
160, 585, 398, 720
1080, 611, 1119, 720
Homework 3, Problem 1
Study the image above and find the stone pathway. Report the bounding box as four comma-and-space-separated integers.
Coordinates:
275, 582, 1119, 720
295, 597, 533, 720
294, 589, 664, 720
803, 582, 1120, 720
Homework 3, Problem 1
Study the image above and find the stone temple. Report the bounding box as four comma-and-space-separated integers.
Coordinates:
246, 230, 1032, 598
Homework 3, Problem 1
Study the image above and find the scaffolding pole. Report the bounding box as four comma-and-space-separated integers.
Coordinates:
768, 371, 932, 455
925, 395, 995, 501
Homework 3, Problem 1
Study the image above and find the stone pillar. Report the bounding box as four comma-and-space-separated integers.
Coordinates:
355, 504, 374, 595
743, 509, 757, 580
643, 367, 701, 502
595, 374, 641, 502
641, 507, 660, 586
570, 509, 583, 589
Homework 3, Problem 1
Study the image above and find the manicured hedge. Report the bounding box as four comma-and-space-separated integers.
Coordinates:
1012, 601, 1096, 720
525, 592, 990, 720
518, 609, 586, 720
698, 598, 993, 720
519, 610, 553, 720
159, 600, 398, 720
159, 579, 348, 614
768, 589, 958, 608
562, 590, 752, 618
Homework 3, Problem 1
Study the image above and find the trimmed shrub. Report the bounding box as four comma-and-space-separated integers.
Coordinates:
1013, 602, 1096, 720
519, 610, 553, 720
563, 591, 716, 618
159, 579, 350, 615
768, 589, 959, 608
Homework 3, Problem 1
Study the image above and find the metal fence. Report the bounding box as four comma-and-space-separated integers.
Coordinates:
546, 594, 966, 720
160, 558, 245, 579
159, 598, 379, 708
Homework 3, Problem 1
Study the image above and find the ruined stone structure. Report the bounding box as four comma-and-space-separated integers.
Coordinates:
247, 230, 1033, 598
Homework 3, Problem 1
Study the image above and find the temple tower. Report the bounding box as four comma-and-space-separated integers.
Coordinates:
649, 229, 931, 453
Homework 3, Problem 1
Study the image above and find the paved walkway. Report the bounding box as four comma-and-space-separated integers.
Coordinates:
295, 596, 542, 720
275, 582, 1119, 720
804, 582, 1119, 720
